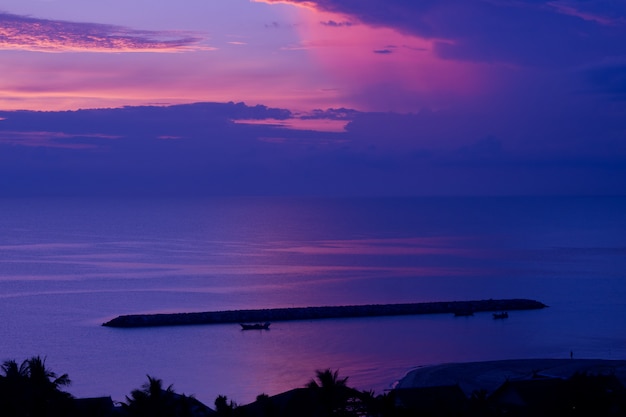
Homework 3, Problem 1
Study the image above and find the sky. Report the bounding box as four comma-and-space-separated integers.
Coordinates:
0, 0, 625, 196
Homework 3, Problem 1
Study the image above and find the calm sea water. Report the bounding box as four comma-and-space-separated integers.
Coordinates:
0, 196, 625, 405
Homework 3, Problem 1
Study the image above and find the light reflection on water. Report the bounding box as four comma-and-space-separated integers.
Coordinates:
0, 196, 624, 405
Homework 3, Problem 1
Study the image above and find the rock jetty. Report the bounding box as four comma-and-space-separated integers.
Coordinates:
102, 298, 546, 328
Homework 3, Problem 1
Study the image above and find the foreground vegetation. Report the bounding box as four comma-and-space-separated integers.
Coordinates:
1, 356, 625, 416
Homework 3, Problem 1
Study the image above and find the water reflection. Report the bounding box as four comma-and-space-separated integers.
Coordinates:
0, 196, 624, 405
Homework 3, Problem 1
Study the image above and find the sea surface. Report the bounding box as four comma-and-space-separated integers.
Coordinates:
0, 196, 625, 405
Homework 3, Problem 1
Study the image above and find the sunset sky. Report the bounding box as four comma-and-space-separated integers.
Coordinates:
1, 0, 625, 196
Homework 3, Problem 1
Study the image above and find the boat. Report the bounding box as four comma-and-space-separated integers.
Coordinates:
240, 322, 270, 330
493, 312, 509, 319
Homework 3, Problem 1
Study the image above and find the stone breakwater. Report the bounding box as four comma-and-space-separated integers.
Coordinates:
102, 298, 547, 328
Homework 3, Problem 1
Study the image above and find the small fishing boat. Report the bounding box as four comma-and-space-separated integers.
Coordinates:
240, 322, 270, 330
493, 312, 509, 319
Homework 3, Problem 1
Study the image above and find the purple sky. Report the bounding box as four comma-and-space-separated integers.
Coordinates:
0, 0, 625, 196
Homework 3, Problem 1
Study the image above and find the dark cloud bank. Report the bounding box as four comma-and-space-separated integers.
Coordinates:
274, 0, 626, 67
0, 102, 624, 197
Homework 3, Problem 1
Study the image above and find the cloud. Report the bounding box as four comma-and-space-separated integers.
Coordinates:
0, 102, 350, 196
299, 108, 361, 120
0, 101, 625, 197
373, 49, 392, 54
0, 12, 208, 52
320, 20, 353, 27
259, 0, 626, 67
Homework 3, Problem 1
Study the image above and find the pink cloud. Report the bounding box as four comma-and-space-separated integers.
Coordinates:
276, 4, 489, 111
0, 42, 337, 112
233, 117, 348, 132
157, 135, 183, 140
0, 12, 208, 53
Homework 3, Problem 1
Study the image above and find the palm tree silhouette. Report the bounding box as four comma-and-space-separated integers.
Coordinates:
25, 356, 71, 391
0, 356, 73, 417
306, 369, 359, 417
124, 375, 202, 417
1, 359, 29, 380
307, 369, 349, 391
0, 359, 29, 416
124, 375, 173, 417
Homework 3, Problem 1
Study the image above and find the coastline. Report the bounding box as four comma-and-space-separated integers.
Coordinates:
396, 358, 626, 395
102, 298, 547, 328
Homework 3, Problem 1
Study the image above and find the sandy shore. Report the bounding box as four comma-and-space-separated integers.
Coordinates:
396, 358, 626, 395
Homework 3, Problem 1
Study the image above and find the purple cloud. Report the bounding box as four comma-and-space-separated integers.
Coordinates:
263, 0, 626, 67
0, 101, 625, 196
299, 108, 361, 120
0, 12, 207, 52
320, 20, 354, 27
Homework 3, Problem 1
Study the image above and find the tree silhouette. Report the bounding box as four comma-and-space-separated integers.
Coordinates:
1, 359, 29, 380
0, 359, 29, 416
0, 356, 73, 417
123, 375, 200, 417
26, 356, 71, 391
306, 369, 362, 417
215, 394, 239, 417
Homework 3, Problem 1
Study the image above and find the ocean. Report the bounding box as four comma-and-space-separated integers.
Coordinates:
0, 196, 624, 405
